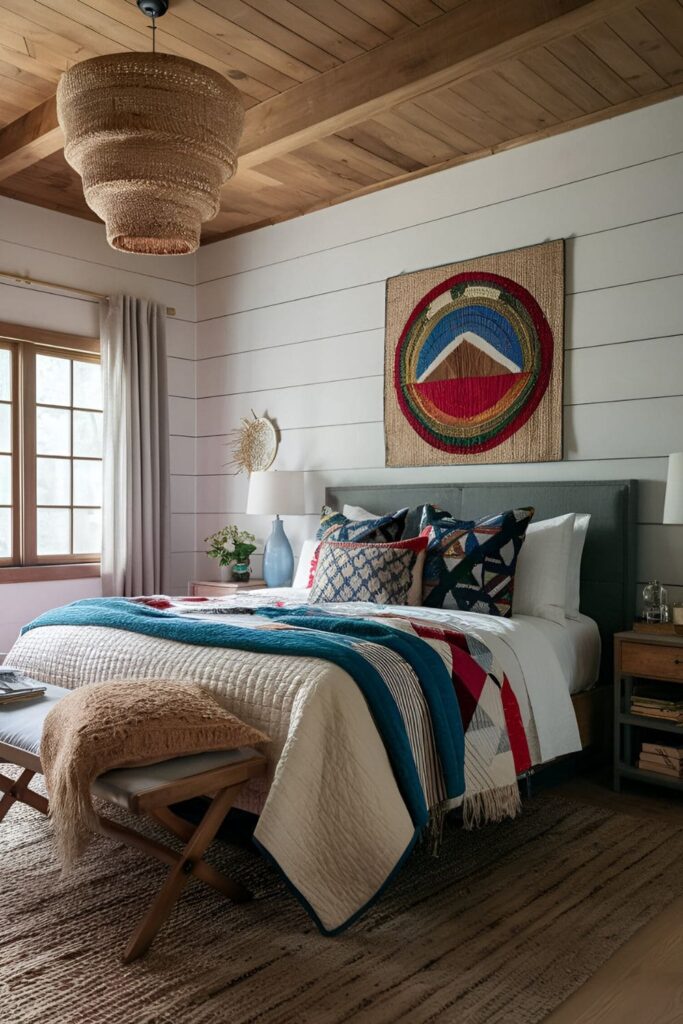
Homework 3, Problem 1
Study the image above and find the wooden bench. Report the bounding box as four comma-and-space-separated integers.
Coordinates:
0, 682, 267, 962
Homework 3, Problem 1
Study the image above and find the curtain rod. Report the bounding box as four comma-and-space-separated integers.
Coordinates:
0, 271, 177, 317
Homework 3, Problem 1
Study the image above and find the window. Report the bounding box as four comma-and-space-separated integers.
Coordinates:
0, 331, 102, 579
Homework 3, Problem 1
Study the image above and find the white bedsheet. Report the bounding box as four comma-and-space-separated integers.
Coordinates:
519, 614, 601, 695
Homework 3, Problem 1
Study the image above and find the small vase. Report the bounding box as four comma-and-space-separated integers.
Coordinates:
231, 561, 251, 582
220, 565, 231, 583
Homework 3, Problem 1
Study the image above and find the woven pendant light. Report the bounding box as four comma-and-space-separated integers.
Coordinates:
57, 49, 244, 255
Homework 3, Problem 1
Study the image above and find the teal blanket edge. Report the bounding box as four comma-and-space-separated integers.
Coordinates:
22, 597, 466, 934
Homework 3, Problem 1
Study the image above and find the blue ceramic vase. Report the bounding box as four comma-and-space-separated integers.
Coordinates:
263, 516, 294, 587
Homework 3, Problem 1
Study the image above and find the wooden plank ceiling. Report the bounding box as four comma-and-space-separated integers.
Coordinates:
0, 0, 681, 244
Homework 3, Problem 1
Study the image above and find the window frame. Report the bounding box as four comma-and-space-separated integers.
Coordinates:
0, 337, 20, 569
0, 323, 101, 583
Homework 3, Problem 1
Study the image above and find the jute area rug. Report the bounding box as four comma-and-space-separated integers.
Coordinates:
2, 787, 682, 1024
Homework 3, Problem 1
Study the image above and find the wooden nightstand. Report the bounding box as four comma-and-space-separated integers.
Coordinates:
614, 630, 683, 793
187, 579, 266, 597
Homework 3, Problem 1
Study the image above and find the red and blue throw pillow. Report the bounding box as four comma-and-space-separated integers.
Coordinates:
420, 505, 534, 616
316, 505, 408, 544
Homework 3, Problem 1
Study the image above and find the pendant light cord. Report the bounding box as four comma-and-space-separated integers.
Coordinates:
150, 13, 157, 53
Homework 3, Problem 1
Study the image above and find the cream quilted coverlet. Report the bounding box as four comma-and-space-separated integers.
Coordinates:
8, 625, 414, 932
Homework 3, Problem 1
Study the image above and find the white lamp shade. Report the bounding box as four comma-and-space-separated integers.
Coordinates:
246, 471, 306, 516
663, 452, 683, 524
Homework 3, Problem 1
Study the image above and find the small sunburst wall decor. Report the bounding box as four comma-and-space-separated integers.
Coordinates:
227, 412, 278, 474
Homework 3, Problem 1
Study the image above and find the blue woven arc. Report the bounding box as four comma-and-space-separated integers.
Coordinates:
22, 598, 466, 828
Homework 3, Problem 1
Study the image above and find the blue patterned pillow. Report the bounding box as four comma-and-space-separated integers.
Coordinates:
316, 505, 408, 544
309, 536, 428, 605
421, 505, 534, 616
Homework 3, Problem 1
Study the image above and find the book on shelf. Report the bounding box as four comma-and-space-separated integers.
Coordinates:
637, 756, 683, 779
630, 692, 683, 723
631, 693, 683, 707
642, 741, 683, 760
630, 706, 683, 723
0, 669, 46, 705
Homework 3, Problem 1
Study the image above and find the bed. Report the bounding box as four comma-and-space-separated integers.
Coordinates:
5, 479, 637, 934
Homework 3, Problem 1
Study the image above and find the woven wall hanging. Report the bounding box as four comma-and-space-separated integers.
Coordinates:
227, 413, 278, 474
384, 240, 565, 467
56, 2, 244, 255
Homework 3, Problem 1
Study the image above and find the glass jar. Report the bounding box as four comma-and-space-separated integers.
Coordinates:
642, 580, 668, 623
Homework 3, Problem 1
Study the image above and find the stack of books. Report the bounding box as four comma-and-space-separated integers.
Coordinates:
630, 692, 683, 724
0, 669, 46, 705
638, 741, 683, 779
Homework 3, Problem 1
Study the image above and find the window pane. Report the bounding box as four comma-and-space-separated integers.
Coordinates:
73, 459, 101, 506
73, 507, 101, 554
36, 354, 70, 407
73, 361, 102, 410
37, 508, 71, 555
0, 404, 10, 452
73, 410, 102, 457
37, 457, 71, 505
0, 350, 10, 402
37, 406, 71, 456
0, 508, 10, 558
0, 455, 10, 505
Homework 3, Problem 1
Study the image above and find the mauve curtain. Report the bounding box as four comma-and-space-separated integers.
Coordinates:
100, 295, 171, 596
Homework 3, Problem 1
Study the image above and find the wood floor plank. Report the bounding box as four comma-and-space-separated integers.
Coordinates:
545, 894, 683, 1023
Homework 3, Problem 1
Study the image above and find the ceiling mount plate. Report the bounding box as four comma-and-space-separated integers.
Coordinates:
136, 0, 169, 18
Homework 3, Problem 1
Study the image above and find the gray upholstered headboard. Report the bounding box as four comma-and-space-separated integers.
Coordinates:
325, 480, 638, 680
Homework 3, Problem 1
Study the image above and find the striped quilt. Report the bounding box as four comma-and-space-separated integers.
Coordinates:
18, 598, 531, 932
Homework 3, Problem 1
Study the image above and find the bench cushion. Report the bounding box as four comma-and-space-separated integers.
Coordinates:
0, 683, 70, 756
92, 747, 261, 810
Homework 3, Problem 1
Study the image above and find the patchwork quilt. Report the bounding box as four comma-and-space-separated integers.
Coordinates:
12, 597, 531, 934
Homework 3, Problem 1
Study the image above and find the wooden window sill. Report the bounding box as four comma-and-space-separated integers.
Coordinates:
0, 564, 101, 583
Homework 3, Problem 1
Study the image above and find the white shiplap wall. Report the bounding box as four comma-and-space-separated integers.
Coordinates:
193, 96, 683, 605
0, 196, 196, 651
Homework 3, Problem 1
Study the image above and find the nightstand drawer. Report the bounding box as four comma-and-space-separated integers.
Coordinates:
621, 642, 683, 682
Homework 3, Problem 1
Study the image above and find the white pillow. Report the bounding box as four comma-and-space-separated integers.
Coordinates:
342, 503, 375, 521
565, 513, 591, 619
513, 513, 575, 625
293, 538, 319, 589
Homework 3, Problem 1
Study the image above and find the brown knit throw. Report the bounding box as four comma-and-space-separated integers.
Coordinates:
40, 679, 268, 869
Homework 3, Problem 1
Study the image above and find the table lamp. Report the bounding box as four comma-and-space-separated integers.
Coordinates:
664, 452, 683, 634
664, 452, 683, 526
246, 470, 305, 587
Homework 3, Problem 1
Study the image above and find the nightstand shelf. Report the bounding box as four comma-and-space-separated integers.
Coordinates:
614, 630, 683, 795
618, 763, 683, 793
617, 712, 683, 736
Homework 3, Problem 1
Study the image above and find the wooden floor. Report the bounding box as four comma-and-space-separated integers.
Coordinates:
545, 774, 683, 1024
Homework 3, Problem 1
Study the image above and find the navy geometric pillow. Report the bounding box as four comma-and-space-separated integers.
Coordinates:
420, 505, 534, 617
316, 505, 408, 544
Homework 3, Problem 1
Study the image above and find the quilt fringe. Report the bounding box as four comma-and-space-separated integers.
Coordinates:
462, 782, 521, 830
425, 783, 521, 854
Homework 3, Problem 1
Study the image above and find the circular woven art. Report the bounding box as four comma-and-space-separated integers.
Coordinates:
57, 52, 244, 255
228, 414, 278, 474
394, 271, 554, 453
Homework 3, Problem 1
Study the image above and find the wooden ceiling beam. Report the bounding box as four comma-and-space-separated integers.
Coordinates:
0, 0, 636, 186
0, 95, 62, 182
237, 0, 636, 168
